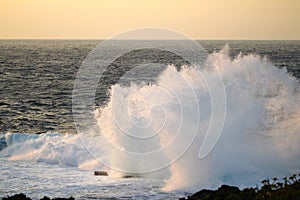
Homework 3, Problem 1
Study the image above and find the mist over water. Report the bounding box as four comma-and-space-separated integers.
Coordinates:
1, 45, 300, 194
162, 46, 300, 191
90, 46, 300, 190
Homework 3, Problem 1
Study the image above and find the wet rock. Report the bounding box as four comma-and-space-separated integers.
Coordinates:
180, 185, 241, 200
216, 185, 241, 197
188, 189, 215, 200
40, 197, 51, 200
2, 193, 31, 200
1, 194, 74, 200
94, 170, 108, 176
52, 197, 74, 200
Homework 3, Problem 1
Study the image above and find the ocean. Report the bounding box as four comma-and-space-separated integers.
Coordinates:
0, 40, 300, 199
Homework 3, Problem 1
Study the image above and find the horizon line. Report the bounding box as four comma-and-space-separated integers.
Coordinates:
0, 37, 299, 41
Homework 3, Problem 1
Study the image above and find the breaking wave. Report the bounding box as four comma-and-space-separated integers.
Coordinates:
1, 46, 300, 192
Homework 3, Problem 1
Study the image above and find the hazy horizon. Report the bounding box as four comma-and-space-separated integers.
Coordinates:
0, 38, 299, 41
1, 0, 299, 40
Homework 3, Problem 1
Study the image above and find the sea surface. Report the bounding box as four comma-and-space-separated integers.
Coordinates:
1, 40, 299, 134
0, 40, 300, 199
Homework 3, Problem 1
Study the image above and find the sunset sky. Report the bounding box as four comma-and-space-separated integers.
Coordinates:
0, 0, 299, 39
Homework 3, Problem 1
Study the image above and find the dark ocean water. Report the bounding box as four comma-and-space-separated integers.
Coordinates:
1, 40, 299, 134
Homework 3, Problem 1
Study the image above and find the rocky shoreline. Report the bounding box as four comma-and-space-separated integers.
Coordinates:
2, 194, 74, 200
180, 174, 300, 200
2, 174, 300, 200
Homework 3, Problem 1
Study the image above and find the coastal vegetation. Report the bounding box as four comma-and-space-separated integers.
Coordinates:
180, 174, 300, 200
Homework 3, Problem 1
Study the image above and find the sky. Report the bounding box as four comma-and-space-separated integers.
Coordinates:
0, 0, 299, 40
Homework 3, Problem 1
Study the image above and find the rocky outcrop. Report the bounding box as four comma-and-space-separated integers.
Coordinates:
179, 175, 300, 200
2, 194, 31, 200
94, 170, 108, 176
1, 194, 74, 200
179, 185, 241, 200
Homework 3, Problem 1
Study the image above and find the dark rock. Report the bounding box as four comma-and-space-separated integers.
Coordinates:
52, 197, 74, 200
122, 175, 138, 178
2, 194, 74, 200
122, 173, 140, 178
179, 175, 300, 200
2, 193, 31, 200
189, 189, 215, 200
240, 188, 256, 199
94, 171, 108, 176
40, 196, 51, 200
216, 185, 241, 197
180, 185, 241, 200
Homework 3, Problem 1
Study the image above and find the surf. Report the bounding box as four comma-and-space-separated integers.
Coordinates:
1, 46, 299, 192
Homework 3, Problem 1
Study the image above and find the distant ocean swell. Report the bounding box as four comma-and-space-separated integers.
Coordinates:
1, 46, 299, 192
